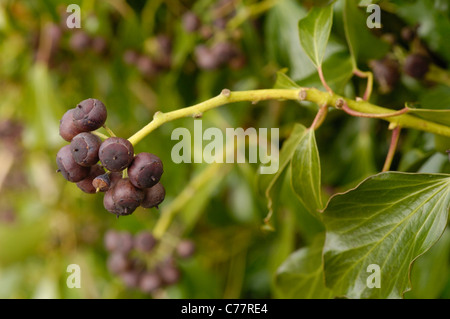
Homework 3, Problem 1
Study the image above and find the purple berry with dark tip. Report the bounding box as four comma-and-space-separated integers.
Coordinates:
59, 109, 83, 142
107, 252, 131, 274
76, 164, 105, 193
176, 240, 196, 259
128, 152, 163, 189
404, 54, 430, 79
56, 145, 90, 182
73, 98, 107, 132
99, 137, 134, 172
134, 231, 157, 252
139, 272, 162, 293
70, 132, 102, 167
141, 182, 165, 209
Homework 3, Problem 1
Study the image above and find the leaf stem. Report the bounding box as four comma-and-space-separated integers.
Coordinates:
152, 163, 228, 239
310, 103, 328, 130
382, 126, 401, 172
340, 101, 409, 118
353, 69, 374, 101
318, 66, 334, 95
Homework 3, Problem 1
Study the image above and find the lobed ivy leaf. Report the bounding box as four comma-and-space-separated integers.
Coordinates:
323, 172, 450, 299
258, 124, 307, 220
291, 128, 323, 216
405, 229, 450, 299
406, 108, 450, 127
273, 70, 301, 90
265, 0, 316, 80
343, 0, 389, 68
298, 4, 334, 69
297, 51, 354, 94
275, 233, 334, 299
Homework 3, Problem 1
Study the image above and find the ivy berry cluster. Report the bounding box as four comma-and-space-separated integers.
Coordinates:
104, 230, 195, 294
56, 98, 165, 217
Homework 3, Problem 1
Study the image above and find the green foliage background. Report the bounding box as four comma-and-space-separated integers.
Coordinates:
0, 0, 449, 299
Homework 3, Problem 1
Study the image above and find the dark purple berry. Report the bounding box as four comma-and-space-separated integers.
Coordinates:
76, 164, 105, 193
182, 12, 201, 33
104, 230, 120, 252
195, 45, 219, 70
104, 179, 144, 216
107, 252, 131, 274
134, 231, 157, 253
92, 173, 111, 192
59, 109, 83, 142
128, 153, 163, 189
404, 54, 430, 79
104, 189, 120, 215
116, 231, 135, 254
141, 182, 165, 209
123, 50, 139, 65
211, 42, 238, 65
73, 98, 107, 132
112, 179, 144, 216
158, 263, 181, 285
69, 31, 91, 52
370, 57, 400, 93
120, 270, 141, 288
91, 36, 107, 55
136, 55, 158, 77
70, 132, 101, 167
176, 240, 196, 259
56, 145, 90, 182
99, 137, 134, 172
401, 26, 416, 43
139, 272, 161, 293
213, 17, 227, 30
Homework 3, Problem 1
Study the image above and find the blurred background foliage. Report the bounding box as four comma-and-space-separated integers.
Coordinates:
0, 0, 449, 299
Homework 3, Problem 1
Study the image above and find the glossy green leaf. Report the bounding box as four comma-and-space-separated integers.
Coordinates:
343, 0, 389, 67
275, 233, 333, 299
407, 108, 450, 127
298, 4, 333, 68
405, 229, 450, 299
298, 51, 354, 94
273, 70, 300, 90
291, 128, 323, 216
323, 172, 450, 299
395, 0, 450, 63
265, 0, 316, 80
258, 124, 307, 219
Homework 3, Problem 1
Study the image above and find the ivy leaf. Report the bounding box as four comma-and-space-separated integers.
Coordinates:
323, 172, 450, 299
406, 108, 450, 127
274, 70, 301, 90
343, 0, 389, 68
265, 0, 316, 80
258, 124, 307, 220
298, 4, 334, 68
405, 229, 450, 299
297, 51, 354, 94
275, 233, 334, 299
291, 128, 323, 216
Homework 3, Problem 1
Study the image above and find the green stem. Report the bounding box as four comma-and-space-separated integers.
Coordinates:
91, 131, 109, 140
128, 88, 450, 145
353, 69, 374, 101
152, 163, 229, 239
